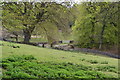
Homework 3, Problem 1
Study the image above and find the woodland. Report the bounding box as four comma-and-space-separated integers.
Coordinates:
0, 0, 119, 79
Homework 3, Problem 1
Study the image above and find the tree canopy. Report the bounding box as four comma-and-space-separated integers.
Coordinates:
2, 2, 73, 43
72, 2, 119, 50
1, 1, 119, 52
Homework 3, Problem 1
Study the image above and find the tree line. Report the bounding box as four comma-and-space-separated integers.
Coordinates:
72, 2, 119, 52
2, 1, 119, 52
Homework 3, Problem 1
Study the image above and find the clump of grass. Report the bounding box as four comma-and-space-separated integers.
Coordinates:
2, 55, 36, 63
96, 66, 117, 73
3, 42, 20, 48
80, 59, 99, 64
87, 60, 99, 64
101, 61, 108, 64
0, 43, 4, 46
79, 58, 85, 61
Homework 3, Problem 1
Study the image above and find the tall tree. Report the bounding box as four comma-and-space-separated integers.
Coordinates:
72, 2, 119, 50
2, 2, 71, 44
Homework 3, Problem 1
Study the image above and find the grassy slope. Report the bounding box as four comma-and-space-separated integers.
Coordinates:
1, 41, 119, 78
8, 37, 48, 43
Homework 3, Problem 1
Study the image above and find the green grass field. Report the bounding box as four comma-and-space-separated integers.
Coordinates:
0, 41, 119, 79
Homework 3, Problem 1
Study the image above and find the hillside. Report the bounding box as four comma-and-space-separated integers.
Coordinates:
0, 41, 119, 79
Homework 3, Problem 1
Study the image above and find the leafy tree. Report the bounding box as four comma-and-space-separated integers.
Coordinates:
72, 2, 119, 50
97, 2, 119, 49
2, 2, 72, 44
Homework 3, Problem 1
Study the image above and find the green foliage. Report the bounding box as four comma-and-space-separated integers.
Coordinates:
79, 58, 109, 64
79, 58, 85, 61
87, 60, 99, 64
100, 61, 108, 64
2, 55, 114, 79
2, 2, 72, 43
96, 66, 117, 73
2, 55, 36, 63
72, 2, 119, 49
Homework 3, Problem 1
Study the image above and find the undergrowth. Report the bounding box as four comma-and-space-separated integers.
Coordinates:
1, 55, 119, 79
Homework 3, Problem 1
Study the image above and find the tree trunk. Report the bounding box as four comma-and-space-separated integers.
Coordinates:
91, 20, 95, 44
99, 24, 106, 49
23, 29, 31, 43
50, 43, 53, 48
12, 32, 18, 42
15, 35, 18, 42
23, 24, 35, 43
